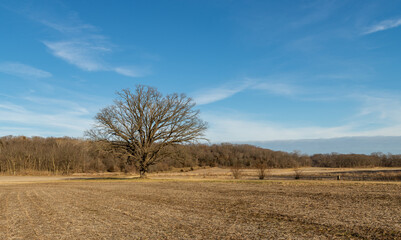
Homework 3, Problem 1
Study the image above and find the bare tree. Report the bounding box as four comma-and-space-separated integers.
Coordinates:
256, 162, 269, 180
230, 165, 243, 179
294, 167, 303, 179
85, 85, 207, 178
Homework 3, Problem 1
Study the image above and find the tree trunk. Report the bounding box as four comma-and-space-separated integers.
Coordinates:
139, 155, 149, 178
139, 168, 148, 178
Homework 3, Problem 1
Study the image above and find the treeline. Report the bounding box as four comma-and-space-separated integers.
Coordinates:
311, 152, 401, 168
0, 136, 129, 175
1, 136, 400, 175
161, 144, 311, 169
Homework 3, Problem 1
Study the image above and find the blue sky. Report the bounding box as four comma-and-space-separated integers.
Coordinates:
1, 0, 401, 144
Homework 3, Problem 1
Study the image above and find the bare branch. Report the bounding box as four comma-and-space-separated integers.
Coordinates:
86, 85, 207, 177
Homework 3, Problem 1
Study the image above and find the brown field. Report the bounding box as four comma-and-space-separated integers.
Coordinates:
0, 175, 400, 239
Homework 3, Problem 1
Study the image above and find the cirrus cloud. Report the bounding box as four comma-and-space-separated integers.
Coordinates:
363, 17, 401, 35
0, 62, 52, 79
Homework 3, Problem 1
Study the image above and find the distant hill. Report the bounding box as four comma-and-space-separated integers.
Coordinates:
243, 136, 401, 155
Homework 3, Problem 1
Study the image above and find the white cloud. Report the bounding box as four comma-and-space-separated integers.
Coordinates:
201, 90, 401, 142
43, 40, 147, 77
350, 93, 401, 129
0, 126, 49, 137
363, 17, 401, 34
23, 96, 90, 115
26, 8, 149, 78
193, 79, 299, 105
39, 19, 97, 34
0, 97, 94, 137
43, 41, 109, 71
114, 66, 150, 78
203, 112, 401, 143
253, 82, 298, 96
0, 103, 26, 113
0, 62, 52, 79
203, 113, 353, 142
194, 85, 246, 105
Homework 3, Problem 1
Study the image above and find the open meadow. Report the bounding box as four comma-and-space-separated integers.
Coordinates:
0, 173, 400, 239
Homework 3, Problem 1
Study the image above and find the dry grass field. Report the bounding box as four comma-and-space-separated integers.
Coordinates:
150, 167, 401, 181
0, 177, 400, 239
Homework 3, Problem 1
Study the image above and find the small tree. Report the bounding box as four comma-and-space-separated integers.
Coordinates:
230, 166, 242, 179
230, 162, 243, 179
294, 167, 303, 179
86, 85, 207, 178
256, 162, 268, 180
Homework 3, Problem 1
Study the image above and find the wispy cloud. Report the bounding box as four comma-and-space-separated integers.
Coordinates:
194, 87, 243, 105
43, 40, 150, 77
0, 97, 93, 137
114, 66, 150, 78
194, 79, 300, 105
203, 113, 354, 142
291, 0, 339, 28
199, 88, 401, 142
363, 17, 401, 34
0, 126, 53, 137
193, 82, 250, 105
41, 28, 148, 77
43, 41, 109, 71
0, 102, 26, 113
0, 62, 52, 79
38, 18, 97, 35
252, 82, 298, 96
204, 111, 401, 143
13, 4, 149, 78
43, 38, 152, 76
23, 96, 90, 115
352, 93, 401, 126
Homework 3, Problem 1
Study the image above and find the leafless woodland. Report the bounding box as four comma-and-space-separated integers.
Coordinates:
1, 136, 401, 176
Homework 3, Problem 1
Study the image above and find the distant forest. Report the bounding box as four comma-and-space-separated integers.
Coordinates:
1, 136, 401, 175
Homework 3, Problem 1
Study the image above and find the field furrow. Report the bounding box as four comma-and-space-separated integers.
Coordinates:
0, 180, 400, 239
39, 187, 121, 239
14, 191, 42, 239
0, 192, 11, 239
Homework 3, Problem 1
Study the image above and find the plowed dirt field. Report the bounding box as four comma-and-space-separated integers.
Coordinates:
0, 180, 400, 239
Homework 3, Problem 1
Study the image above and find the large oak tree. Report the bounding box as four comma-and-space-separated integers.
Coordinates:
86, 85, 207, 177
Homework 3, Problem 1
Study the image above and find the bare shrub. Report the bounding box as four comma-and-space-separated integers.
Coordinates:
231, 166, 243, 179
294, 167, 303, 179
257, 163, 270, 180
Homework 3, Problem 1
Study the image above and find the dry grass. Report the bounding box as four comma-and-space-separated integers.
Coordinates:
150, 167, 401, 181
0, 179, 400, 239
